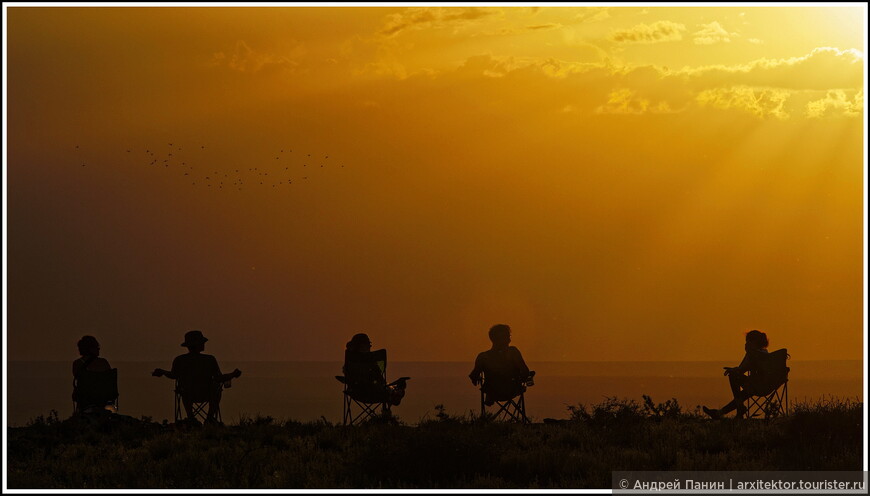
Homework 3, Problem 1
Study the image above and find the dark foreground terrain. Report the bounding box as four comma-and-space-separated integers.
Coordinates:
7, 396, 863, 489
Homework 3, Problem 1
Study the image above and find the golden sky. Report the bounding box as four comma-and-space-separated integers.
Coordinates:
5, 5, 866, 362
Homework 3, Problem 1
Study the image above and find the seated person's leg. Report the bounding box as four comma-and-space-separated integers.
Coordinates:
206, 388, 222, 422
182, 397, 196, 420
704, 374, 750, 419
728, 373, 746, 397
717, 397, 747, 417
483, 381, 522, 404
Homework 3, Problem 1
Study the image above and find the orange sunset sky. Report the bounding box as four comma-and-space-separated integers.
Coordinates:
5, 5, 866, 363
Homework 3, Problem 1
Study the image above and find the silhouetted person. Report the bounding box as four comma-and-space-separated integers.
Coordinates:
343, 333, 407, 405
469, 324, 532, 406
152, 330, 241, 424
703, 330, 770, 419
72, 335, 117, 414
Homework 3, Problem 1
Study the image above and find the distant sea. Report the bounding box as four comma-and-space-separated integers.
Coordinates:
6, 360, 863, 426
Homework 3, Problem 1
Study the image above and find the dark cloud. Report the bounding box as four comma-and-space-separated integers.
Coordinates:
609, 21, 686, 44
379, 7, 501, 37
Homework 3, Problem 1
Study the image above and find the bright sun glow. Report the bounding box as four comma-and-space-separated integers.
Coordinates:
5, 5, 865, 366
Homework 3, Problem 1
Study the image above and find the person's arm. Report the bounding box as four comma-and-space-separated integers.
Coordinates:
152, 368, 178, 379
152, 357, 179, 379
724, 352, 751, 376
213, 356, 241, 382
511, 347, 530, 379
469, 354, 484, 386
217, 368, 242, 382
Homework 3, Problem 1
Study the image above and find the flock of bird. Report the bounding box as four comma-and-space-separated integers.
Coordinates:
74, 142, 344, 191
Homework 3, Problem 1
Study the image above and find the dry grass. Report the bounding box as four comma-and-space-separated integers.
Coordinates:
7, 396, 863, 489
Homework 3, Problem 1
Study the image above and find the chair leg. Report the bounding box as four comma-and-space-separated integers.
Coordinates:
492, 400, 511, 420
480, 387, 529, 423
193, 401, 203, 419
784, 382, 789, 416
347, 398, 388, 426
747, 396, 764, 419
517, 394, 529, 424
350, 404, 370, 425
342, 386, 351, 426
745, 383, 789, 420
490, 396, 528, 423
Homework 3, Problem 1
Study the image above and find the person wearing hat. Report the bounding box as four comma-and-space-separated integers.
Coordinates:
152, 330, 241, 423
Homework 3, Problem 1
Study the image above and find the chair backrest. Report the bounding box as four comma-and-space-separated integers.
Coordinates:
343, 349, 387, 398
481, 370, 527, 402
478, 348, 530, 401
172, 356, 224, 401
74, 368, 119, 408
175, 378, 222, 403
751, 348, 789, 396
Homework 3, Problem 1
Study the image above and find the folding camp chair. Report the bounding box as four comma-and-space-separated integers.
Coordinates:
743, 349, 790, 419
174, 379, 226, 424
73, 368, 119, 415
480, 370, 535, 423
336, 348, 409, 425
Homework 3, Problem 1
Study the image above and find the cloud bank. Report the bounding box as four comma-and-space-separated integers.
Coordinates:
609, 21, 686, 44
